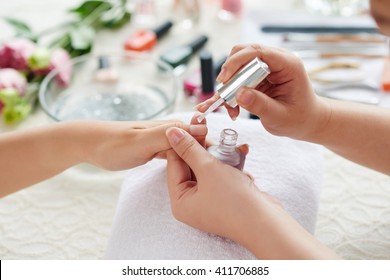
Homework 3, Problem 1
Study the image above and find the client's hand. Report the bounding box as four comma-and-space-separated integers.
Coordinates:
165, 127, 340, 259
87, 119, 207, 170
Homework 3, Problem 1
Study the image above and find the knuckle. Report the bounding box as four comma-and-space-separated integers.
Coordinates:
179, 137, 196, 160
230, 44, 246, 54
173, 121, 184, 129
249, 44, 265, 56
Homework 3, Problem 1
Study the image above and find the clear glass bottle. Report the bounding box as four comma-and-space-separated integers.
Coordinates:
207, 128, 246, 170
172, 0, 200, 30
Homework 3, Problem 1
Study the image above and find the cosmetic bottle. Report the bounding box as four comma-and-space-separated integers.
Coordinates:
133, 0, 157, 27
207, 128, 246, 171
195, 50, 215, 103
159, 35, 208, 70
197, 57, 270, 122
172, 0, 200, 30
95, 56, 118, 83
183, 55, 226, 97
218, 0, 242, 22
124, 20, 173, 52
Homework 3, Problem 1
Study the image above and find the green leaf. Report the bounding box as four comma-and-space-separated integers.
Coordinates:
69, 24, 95, 50
69, 0, 112, 19
101, 9, 131, 29
2, 17, 36, 40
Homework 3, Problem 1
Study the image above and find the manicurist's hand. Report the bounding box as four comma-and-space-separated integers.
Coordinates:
196, 44, 331, 141
197, 43, 390, 175
165, 127, 340, 259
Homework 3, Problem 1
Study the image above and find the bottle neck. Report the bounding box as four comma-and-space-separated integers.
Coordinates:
217, 128, 238, 154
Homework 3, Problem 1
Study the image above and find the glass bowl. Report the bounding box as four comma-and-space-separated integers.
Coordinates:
39, 52, 178, 121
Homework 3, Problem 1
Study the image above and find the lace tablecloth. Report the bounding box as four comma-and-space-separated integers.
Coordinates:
1, 0, 390, 260
1, 111, 390, 260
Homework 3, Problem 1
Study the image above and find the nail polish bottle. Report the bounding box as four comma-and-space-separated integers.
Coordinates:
172, 0, 200, 30
133, 0, 157, 27
183, 55, 227, 97
207, 128, 246, 171
124, 20, 173, 52
159, 35, 208, 70
197, 57, 270, 122
95, 56, 118, 83
195, 50, 215, 103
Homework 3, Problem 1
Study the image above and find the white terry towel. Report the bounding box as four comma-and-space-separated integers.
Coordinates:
105, 112, 323, 259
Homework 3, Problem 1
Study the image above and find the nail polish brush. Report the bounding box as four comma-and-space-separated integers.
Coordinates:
197, 57, 270, 122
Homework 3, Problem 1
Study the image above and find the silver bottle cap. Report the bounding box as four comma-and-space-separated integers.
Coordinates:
216, 57, 270, 108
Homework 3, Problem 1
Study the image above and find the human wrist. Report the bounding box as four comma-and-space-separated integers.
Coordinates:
301, 96, 333, 144
239, 194, 338, 259
54, 121, 93, 166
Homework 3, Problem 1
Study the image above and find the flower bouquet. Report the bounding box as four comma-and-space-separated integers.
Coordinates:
0, 39, 72, 124
0, 0, 131, 125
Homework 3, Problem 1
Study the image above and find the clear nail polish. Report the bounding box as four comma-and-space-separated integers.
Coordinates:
207, 128, 245, 170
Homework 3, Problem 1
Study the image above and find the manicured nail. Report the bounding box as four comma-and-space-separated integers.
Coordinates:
167, 128, 185, 145
236, 89, 255, 106
216, 67, 226, 82
190, 125, 207, 136
193, 103, 207, 112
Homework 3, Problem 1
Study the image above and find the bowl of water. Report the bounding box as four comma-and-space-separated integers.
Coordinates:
39, 52, 178, 121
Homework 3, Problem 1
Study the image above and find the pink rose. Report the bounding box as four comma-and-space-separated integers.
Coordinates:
0, 38, 36, 70
0, 46, 11, 68
0, 68, 27, 95
50, 48, 72, 87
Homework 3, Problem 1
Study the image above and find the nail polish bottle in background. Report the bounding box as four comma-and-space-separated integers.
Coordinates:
207, 128, 246, 171
195, 50, 215, 103
172, 0, 200, 30
95, 56, 118, 83
159, 35, 208, 70
218, 0, 242, 22
124, 21, 173, 52
183, 55, 226, 97
133, 0, 157, 27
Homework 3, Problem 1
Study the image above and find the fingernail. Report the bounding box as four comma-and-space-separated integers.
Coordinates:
167, 128, 185, 145
190, 125, 207, 136
216, 67, 226, 82
236, 89, 255, 106
193, 103, 207, 112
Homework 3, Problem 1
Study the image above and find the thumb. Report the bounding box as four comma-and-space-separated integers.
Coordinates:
236, 87, 281, 119
166, 127, 212, 173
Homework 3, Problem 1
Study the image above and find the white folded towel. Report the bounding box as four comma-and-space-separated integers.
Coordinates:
105, 112, 323, 259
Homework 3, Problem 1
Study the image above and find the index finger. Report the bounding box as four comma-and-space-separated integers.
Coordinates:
218, 44, 295, 83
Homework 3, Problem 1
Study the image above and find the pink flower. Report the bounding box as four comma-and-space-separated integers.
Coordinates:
0, 38, 36, 71
0, 68, 27, 95
50, 48, 72, 87
0, 46, 11, 68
